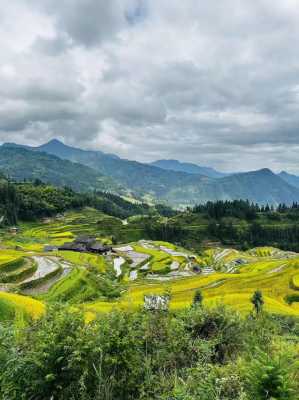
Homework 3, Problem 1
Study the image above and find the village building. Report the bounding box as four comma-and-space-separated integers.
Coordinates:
57, 236, 111, 255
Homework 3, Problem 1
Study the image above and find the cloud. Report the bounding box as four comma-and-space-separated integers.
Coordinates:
32, 0, 139, 47
1, 0, 299, 173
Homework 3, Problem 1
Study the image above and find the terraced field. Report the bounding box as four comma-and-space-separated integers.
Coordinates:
1, 208, 299, 321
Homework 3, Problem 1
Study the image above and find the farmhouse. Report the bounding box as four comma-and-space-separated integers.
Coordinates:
89, 242, 110, 254
58, 236, 111, 254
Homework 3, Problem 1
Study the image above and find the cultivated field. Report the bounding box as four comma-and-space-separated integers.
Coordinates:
1, 208, 299, 321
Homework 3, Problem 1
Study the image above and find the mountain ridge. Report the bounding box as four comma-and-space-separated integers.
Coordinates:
0, 146, 121, 193
2, 140, 299, 206
150, 159, 227, 178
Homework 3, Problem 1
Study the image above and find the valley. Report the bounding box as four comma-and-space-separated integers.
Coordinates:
1, 208, 299, 322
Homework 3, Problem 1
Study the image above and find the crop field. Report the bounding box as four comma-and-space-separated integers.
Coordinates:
1, 208, 299, 321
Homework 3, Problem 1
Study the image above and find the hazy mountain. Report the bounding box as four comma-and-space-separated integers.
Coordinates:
150, 159, 227, 178
3, 140, 299, 206
216, 169, 299, 205
0, 146, 120, 193
278, 171, 299, 189
4, 140, 210, 198
162, 168, 299, 206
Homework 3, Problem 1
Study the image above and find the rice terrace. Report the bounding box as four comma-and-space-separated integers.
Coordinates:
1, 208, 299, 321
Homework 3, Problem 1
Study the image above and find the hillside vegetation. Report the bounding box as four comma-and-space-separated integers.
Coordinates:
0, 178, 169, 226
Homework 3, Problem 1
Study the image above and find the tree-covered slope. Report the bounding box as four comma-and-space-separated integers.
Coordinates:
0, 146, 120, 193
0, 178, 162, 225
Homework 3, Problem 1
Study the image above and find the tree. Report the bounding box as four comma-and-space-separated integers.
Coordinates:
251, 290, 264, 315
246, 350, 297, 400
193, 290, 203, 307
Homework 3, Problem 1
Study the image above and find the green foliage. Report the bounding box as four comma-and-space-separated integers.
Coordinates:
245, 350, 298, 400
193, 289, 203, 306
183, 305, 245, 364
0, 305, 298, 400
251, 290, 264, 315
0, 179, 166, 225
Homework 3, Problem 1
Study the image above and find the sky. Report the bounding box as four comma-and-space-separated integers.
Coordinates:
1, 0, 299, 173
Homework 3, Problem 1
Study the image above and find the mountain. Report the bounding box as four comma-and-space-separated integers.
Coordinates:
3, 140, 210, 199
0, 146, 121, 193
150, 159, 227, 178
278, 171, 299, 189
215, 169, 299, 205
3, 140, 299, 206
162, 168, 299, 206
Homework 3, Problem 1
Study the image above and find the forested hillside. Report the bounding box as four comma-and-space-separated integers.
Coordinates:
0, 178, 164, 225
0, 146, 121, 194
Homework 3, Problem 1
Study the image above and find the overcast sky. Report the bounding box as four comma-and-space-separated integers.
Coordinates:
1, 1, 299, 172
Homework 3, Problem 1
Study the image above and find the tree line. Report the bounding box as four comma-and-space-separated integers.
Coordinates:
0, 178, 165, 225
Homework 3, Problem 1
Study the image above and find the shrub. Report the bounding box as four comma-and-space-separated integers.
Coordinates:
245, 350, 298, 400
183, 305, 245, 363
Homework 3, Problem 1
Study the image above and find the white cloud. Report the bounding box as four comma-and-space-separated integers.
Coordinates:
1, 0, 299, 173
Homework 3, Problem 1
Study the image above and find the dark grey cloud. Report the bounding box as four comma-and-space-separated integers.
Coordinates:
32, 0, 139, 47
2, 1, 299, 173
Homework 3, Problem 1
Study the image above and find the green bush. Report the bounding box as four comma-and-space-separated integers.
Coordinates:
0, 306, 298, 400
245, 350, 298, 400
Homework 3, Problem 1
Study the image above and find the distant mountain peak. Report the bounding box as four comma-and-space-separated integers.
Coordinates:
45, 138, 65, 146
258, 168, 274, 174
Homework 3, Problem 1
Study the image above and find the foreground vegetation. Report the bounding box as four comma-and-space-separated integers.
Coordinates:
0, 305, 298, 400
